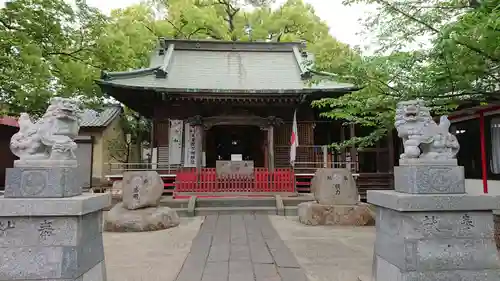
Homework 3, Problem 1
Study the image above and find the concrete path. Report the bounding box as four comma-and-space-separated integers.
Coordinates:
269, 216, 375, 281
174, 214, 309, 281
105, 217, 203, 281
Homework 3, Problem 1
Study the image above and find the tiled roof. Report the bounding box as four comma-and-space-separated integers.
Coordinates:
79, 105, 122, 128
98, 39, 357, 93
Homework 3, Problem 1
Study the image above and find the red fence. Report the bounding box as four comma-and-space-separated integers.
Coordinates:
174, 168, 295, 196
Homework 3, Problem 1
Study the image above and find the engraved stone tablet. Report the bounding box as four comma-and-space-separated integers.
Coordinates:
311, 168, 358, 205
216, 160, 254, 178
122, 171, 164, 210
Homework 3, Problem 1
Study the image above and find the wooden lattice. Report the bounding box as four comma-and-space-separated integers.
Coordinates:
155, 121, 170, 146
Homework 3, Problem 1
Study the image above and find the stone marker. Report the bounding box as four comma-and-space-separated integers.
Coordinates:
105, 171, 180, 232
298, 168, 373, 226
368, 100, 500, 281
122, 171, 164, 210
311, 168, 358, 205
1, 97, 110, 281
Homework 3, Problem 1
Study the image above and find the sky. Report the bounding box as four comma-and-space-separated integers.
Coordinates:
0, 0, 376, 49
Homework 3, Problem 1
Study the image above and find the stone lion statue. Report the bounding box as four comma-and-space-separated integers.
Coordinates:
10, 97, 83, 161
394, 100, 459, 160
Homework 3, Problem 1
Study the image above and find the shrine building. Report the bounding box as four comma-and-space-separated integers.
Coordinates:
97, 38, 395, 198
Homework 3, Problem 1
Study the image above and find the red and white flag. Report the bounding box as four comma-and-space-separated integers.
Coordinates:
290, 109, 299, 166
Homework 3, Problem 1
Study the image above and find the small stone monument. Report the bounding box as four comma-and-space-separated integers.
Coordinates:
105, 171, 180, 232
369, 100, 500, 281
1, 97, 110, 281
298, 168, 373, 226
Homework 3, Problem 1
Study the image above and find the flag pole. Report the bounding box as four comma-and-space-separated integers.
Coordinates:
290, 108, 299, 168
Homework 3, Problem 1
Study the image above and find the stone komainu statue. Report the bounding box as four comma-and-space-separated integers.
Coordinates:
394, 100, 460, 160
10, 97, 82, 161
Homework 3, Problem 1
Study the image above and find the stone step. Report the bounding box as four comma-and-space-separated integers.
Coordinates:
195, 197, 276, 208
194, 206, 277, 216
284, 206, 298, 216
159, 198, 190, 209
173, 208, 191, 217
282, 196, 314, 206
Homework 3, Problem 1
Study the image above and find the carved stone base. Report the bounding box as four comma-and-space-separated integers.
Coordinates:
5, 167, 81, 198
0, 193, 109, 281
369, 190, 500, 281
394, 164, 465, 194
297, 201, 374, 226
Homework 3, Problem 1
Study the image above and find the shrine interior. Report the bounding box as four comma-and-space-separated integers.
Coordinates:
205, 125, 265, 168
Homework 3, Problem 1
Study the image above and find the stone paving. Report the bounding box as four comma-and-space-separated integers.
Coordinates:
174, 214, 309, 281
270, 216, 375, 281
105, 217, 203, 281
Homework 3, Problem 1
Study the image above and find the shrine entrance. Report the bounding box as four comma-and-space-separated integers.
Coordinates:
205, 125, 265, 168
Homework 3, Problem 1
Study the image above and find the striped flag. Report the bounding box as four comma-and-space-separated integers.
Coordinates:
290, 109, 299, 166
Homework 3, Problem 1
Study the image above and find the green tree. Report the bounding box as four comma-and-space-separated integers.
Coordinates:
150, 0, 331, 42
1, 0, 342, 117
312, 0, 500, 149
0, 0, 107, 116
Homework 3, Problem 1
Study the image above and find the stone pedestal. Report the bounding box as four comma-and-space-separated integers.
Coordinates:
394, 159, 465, 194
0, 193, 110, 281
1, 160, 110, 281
299, 168, 373, 226
369, 163, 500, 281
298, 201, 374, 226
5, 161, 81, 198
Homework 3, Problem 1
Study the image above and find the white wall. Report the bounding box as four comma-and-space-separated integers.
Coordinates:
465, 179, 500, 195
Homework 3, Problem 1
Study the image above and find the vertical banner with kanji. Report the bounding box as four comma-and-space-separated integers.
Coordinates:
168, 119, 184, 165
183, 123, 198, 167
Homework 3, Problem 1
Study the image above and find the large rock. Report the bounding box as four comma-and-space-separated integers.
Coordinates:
297, 201, 374, 226
122, 171, 164, 210
105, 202, 180, 232
311, 168, 358, 205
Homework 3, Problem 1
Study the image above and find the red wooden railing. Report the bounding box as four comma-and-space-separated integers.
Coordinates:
174, 168, 295, 196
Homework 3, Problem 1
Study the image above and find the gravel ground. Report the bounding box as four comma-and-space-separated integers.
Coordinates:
269, 216, 375, 281
104, 217, 203, 281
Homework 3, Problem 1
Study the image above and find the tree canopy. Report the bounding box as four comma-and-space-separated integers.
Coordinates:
0, 0, 358, 161
312, 0, 500, 149
2, 0, 495, 150
0, 0, 107, 116
0, 0, 348, 116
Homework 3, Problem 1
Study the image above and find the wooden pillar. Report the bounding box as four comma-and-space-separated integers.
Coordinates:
195, 125, 203, 171
480, 112, 488, 194
267, 126, 274, 171
388, 130, 395, 174
349, 123, 356, 172
150, 119, 155, 165
322, 145, 328, 168
263, 116, 282, 171
340, 124, 346, 165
